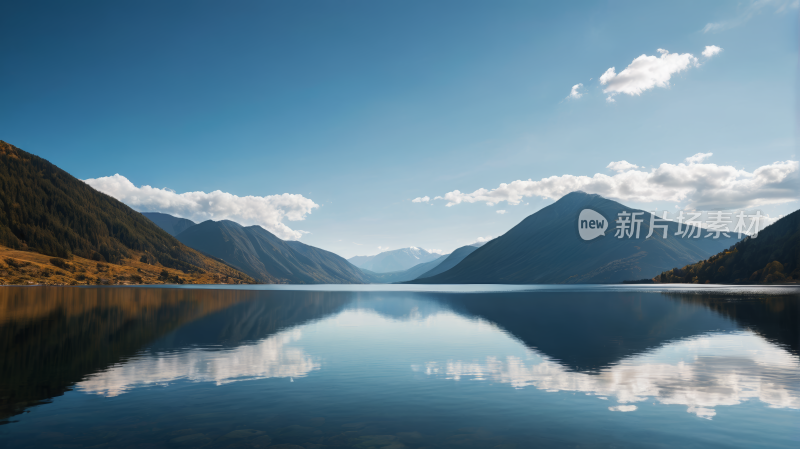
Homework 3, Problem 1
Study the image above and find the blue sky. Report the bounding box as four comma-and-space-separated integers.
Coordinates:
1, 1, 797, 258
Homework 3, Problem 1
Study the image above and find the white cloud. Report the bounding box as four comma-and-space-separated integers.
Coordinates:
377, 246, 390, 251
599, 49, 699, 101
685, 152, 713, 164
607, 160, 640, 173
426, 248, 446, 255
702, 45, 723, 58
83, 174, 318, 240
703, 0, 798, 33
496, 210, 507, 215
430, 155, 799, 210
412, 196, 430, 203
471, 236, 494, 244
567, 83, 584, 100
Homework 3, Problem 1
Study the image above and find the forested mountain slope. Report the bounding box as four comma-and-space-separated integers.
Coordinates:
142, 212, 196, 237
0, 140, 254, 283
655, 208, 799, 284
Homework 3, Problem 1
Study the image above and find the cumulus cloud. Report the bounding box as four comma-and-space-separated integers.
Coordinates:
412, 196, 430, 203
599, 49, 699, 101
84, 174, 318, 240
472, 236, 494, 244
496, 210, 507, 215
702, 45, 723, 57
429, 154, 799, 210
426, 248, 446, 255
567, 83, 584, 99
607, 160, 640, 173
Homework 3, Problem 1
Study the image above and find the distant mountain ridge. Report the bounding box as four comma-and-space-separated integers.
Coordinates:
167, 218, 368, 284
348, 247, 442, 273
416, 245, 479, 280
361, 255, 448, 283
142, 212, 196, 237
359, 243, 483, 283
411, 192, 741, 284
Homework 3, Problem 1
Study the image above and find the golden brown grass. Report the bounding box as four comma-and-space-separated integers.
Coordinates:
0, 245, 256, 285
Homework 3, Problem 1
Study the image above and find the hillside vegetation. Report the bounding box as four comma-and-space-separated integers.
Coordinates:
655, 208, 799, 284
0, 245, 251, 285
0, 140, 254, 284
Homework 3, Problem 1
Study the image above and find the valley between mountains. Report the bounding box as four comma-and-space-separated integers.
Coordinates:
1, 140, 796, 286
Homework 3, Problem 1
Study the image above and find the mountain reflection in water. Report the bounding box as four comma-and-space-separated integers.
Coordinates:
0, 287, 348, 421
1, 285, 798, 448
419, 330, 799, 419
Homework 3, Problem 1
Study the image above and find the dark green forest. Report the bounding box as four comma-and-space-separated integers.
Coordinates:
656, 208, 800, 284
0, 140, 228, 273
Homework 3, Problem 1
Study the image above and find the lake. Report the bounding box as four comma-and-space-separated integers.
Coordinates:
1, 285, 798, 448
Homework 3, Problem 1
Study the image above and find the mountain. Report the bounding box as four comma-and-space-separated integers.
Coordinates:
348, 247, 442, 273
142, 212, 196, 237
655, 208, 799, 284
416, 244, 479, 280
173, 219, 368, 284
411, 191, 740, 284
0, 141, 254, 284
361, 254, 448, 283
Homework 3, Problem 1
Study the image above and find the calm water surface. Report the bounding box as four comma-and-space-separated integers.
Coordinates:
1, 285, 798, 448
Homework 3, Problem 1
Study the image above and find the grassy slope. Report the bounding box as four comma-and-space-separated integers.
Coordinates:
0, 245, 252, 285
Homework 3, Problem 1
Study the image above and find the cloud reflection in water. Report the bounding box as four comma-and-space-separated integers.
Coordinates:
77, 329, 317, 397
416, 330, 800, 419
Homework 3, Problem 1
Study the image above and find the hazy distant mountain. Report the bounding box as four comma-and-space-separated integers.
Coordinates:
416, 245, 479, 280
412, 191, 740, 284
142, 212, 196, 237
348, 247, 442, 273
362, 254, 448, 283
174, 219, 368, 284
655, 207, 799, 284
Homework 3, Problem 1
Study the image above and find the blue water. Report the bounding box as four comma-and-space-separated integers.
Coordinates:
1, 285, 798, 448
